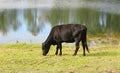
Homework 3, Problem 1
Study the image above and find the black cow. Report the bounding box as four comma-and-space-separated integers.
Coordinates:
42, 24, 89, 56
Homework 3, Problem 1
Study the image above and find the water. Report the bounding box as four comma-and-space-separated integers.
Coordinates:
0, 0, 120, 44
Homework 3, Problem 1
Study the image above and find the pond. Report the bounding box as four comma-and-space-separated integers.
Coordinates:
0, 0, 120, 44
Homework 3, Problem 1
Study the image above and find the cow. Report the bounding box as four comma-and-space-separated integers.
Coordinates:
42, 24, 89, 56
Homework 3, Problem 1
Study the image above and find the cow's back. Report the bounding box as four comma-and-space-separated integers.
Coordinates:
51, 24, 86, 43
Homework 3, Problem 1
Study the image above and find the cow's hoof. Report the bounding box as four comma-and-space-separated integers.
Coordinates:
59, 54, 62, 56
83, 55, 86, 56
55, 53, 58, 55
73, 54, 76, 56
43, 54, 46, 56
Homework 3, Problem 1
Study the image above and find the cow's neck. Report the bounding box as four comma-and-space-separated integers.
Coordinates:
45, 34, 53, 46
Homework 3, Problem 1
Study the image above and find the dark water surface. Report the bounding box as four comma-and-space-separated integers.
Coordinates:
0, 0, 120, 44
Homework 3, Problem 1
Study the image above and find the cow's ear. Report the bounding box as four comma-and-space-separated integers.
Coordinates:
42, 43, 44, 46
42, 42, 45, 47
42, 43, 44, 50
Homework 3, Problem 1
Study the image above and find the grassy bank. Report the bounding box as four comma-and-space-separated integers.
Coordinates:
0, 44, 120, 73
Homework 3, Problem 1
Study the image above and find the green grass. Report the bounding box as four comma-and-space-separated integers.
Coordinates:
0, 44, 120, 73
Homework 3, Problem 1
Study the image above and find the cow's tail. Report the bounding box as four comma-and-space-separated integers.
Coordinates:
84, 28, 89, 53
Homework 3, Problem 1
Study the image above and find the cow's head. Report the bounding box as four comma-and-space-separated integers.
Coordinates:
42, 43, 50, 56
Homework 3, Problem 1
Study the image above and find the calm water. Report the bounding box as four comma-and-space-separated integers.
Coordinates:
0, 0, 120, 44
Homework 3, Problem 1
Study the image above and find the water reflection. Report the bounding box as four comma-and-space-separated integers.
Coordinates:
0, 9, 18, 35
0, 1, 120, 44
49, 8, 120, 34
0, 9, 46, 35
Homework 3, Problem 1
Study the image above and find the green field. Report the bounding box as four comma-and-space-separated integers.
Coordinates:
0, 44, 120, 73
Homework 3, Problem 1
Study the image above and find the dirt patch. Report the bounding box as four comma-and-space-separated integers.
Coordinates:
103, 70, 120, 73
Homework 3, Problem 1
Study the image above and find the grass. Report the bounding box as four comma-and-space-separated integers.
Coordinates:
0, 44, 120, 73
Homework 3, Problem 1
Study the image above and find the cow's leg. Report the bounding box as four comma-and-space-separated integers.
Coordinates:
59, 43, 62, 55
85, 41, 89, 53
73, 40, 80, 56
55, 45, 59, 55
82, 40, 86, 56
73, 32, 82, 56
